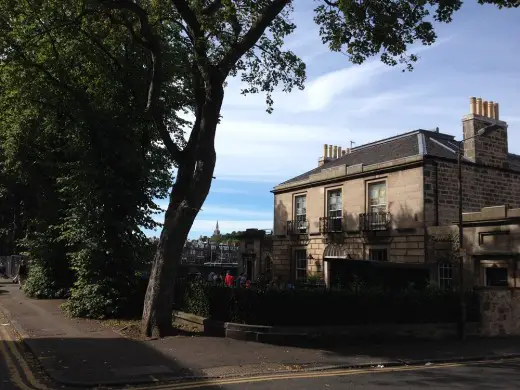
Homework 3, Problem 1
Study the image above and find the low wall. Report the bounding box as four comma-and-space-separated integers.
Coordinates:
172, 310, 479, 343
478, 288, 520, 337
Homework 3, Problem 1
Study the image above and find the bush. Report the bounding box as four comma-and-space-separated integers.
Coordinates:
21, 231, 73, 299
176, 281, 480, 326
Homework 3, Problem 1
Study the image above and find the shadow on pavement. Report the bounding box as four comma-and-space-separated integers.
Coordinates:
9, 335, 201, 388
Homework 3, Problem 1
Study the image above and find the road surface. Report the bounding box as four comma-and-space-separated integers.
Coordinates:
154, 358, 520, 390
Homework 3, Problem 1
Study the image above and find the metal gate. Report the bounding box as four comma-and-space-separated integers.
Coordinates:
0, 255, 24, 278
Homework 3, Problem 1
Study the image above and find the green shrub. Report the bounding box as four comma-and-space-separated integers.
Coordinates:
20, 231, 73, 299
176, 282, 480, 326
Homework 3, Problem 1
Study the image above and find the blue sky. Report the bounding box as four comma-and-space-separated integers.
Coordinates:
149, 2, 520, 239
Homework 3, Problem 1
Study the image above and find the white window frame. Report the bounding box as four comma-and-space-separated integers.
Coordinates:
367, 181, 387, 213
294, 194, 307, 233
327, 189, 342, 232
438, 262, 453, 290
294, 249, 307, 281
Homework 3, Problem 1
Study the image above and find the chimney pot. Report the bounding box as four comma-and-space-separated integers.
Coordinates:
494, 103, 499, 120
332, 146, 337, 158
476, 98, 483, 115
489, 101, 495, 119
342, 150, 346, 156
483, 100, 489, 117
328, 145, 333, 158
338, 146, 342, 157
323, 144, 328, 158
470, 97, 476, 115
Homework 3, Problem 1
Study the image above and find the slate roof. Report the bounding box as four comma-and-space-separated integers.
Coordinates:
277, 129, 520, 188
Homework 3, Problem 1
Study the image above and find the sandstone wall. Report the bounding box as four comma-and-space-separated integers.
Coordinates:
479, 289, 520, 336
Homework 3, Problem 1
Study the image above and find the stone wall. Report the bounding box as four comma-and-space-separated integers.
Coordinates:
462, 115, 508, 168
479, 289, 520, 337
423, 159, 520, 226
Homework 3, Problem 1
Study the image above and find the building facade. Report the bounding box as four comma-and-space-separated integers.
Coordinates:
428, 205, 520, 290
272, 97, 520, 288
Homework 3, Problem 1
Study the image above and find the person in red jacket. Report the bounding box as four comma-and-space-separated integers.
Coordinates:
224, 270, 235, 287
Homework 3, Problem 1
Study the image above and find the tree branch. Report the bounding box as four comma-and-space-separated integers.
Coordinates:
219, 0, 290, 75
323, 0, 338, 6
98, 0, 184, 164
170, 0, 212, 72
202, 0, 223, 16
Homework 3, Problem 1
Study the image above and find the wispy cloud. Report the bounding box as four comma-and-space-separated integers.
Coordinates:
191, 220, 272, 233
149, 219, 273, 235
200, 206, 272, 219
305, 61, 389, 111
210, 187, 249, 194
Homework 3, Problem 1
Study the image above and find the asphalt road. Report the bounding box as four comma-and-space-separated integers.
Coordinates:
196, 359, 520, 390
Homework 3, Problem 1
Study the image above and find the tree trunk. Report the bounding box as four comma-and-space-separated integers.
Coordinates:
141, 77, 223, 338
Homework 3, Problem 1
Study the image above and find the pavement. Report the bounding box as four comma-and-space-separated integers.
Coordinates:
197, 358, 520, 390
2, 280, 520, 388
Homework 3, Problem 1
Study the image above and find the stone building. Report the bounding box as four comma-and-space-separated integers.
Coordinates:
271, 97, 518, 288
237, 228, 273, 281
428, 205, 520, 336
428, 205, 520, 290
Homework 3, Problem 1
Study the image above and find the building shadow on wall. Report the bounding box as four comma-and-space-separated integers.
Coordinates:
274, 201, 288, 234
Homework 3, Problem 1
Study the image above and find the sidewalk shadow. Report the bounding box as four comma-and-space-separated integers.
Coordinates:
3, 336, 224, 389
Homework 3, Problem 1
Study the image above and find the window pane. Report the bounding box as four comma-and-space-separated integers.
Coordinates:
328, 190, 342, 217
294, 250, 307, 280
368, 182, 386, 209
369, 249, 388, 261
486, 267, 508, 287
438, 263, 453, 290
295, 195, 306, 216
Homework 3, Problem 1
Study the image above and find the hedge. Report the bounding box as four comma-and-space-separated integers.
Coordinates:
175, 280, 480, 326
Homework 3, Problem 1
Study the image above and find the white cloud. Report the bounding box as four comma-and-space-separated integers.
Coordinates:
210, 187, 249, 194
148, 219, 273, 237
222, 60, 390, 113
212, 119, 393, 182
191, 220, 272, 234
200, 206, 272, 219
153, 202, 271, 219
305, 61, 389, 111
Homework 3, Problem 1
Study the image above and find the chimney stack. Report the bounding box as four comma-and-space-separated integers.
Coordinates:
464, 96, 508, 167
319, 143, 331, 167
469, 96, 500, 120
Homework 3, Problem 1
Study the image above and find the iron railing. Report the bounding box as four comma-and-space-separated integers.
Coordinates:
359, 212, 391, 231
319, 216, 343, 233
287, 220, 308, 235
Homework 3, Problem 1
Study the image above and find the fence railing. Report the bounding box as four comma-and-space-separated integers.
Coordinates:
319, 216, 343, 233
287, 220, 308, 235
359, 212, 391, 231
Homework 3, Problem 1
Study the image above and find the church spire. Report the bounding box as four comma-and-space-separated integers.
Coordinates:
213, 220, 221, 237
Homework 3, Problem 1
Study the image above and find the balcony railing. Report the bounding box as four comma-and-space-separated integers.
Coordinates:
287, 219, 308, 235
359, 212, 391, 231
319, 216, 343, 234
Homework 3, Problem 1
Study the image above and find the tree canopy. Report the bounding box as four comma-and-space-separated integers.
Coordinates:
0, 0, 517, 334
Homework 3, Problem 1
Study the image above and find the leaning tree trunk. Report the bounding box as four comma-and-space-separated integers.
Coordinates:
141, 78, 224, 338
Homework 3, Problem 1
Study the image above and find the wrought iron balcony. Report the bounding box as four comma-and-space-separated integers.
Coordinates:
319, 216, 343, 234
359, 212, 391, 231
287, 219, 308, 235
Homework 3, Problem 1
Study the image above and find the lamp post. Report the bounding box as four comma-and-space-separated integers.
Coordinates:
457, 123, 502, 341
